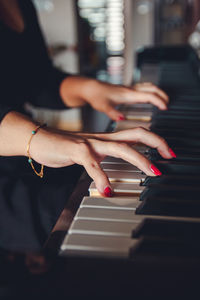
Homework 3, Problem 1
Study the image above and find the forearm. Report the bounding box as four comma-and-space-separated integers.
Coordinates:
0, 111, 68, 167
0, 111, 39, 157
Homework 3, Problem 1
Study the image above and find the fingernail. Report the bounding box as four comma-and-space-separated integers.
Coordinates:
169, 148, 176, 158
150, 164, 162, 176
104, 186, 113, 197
117, 115, 126, 121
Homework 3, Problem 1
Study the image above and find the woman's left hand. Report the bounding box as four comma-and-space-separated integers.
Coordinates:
60, 77, 169, 121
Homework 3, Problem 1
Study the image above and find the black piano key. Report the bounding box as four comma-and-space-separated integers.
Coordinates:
136, 195, 200, 218
152, 128, 200, 139
151, 120, 200, 131
152, 160, 200, 175
140, 184, 200, 201
148, 150, 200, 162
152, 114, 200, 122
148, 147, 200, 158
154, 110, 200, 119
132, 218, 200, 240
130, 236, 200, 259
142, 175, 200, 187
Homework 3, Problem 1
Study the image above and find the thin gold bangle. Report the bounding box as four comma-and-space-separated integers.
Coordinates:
26, 124, 46, 178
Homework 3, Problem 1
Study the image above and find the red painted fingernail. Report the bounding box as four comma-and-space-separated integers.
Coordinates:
104, 186, 113, 197
169, 148, 177, 158
150, 164, 162, 176
117, 115, 126, 121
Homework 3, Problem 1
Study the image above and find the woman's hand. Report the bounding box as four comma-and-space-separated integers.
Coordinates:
60, 77, 169, 121
0, 112, 174, 197
30, 126, 174, 197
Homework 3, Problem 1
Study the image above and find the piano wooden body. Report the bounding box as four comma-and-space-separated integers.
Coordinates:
42, 45, 200, 299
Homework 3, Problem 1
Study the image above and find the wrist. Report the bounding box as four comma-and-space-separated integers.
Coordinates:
59, 76, 98, 107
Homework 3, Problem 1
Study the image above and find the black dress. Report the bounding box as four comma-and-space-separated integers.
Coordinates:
0, 0, 82, 251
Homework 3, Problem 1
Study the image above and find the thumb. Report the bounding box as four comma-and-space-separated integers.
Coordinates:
104, 104, 125, 121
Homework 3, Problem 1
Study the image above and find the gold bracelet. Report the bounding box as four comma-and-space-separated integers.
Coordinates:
27, 124, 46, 178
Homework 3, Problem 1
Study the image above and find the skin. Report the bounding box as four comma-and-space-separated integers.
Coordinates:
60, 77, 169, 121
0, 111, 173, 196
0, 0, 173, 196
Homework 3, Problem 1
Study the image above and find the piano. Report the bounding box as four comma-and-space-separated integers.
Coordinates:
43, 45, 200, 299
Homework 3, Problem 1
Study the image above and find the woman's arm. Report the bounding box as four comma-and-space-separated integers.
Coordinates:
0, 111, 174, 196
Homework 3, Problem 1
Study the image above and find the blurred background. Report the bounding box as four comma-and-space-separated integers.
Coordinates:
30, 0, 200, 130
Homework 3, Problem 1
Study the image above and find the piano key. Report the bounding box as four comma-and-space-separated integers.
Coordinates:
114, 120, 150, 131
60, 234, 137, 258
101, 162, 140, 172
140, 184, 200, 201
102, 156, 130, 164
122, 111, 152, 122
136, 195, 200, 218
120, 103, 153, 111
89, 181, 145, 197
68, 219, 138, 237
75, 206, 137, 222
81, 196, 139, 210
132, 218, 200, 240
142, 175, 200, 187
152, 161, 200, 175
105, 170, 145, 183
130, 236, 200, 259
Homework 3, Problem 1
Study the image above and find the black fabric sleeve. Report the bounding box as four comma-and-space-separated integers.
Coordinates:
31, 66, 74, 110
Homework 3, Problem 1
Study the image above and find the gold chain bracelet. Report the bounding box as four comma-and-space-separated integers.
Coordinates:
27, 124, 46, 178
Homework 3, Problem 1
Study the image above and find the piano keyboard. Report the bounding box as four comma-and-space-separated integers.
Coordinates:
60, 45, 200, 262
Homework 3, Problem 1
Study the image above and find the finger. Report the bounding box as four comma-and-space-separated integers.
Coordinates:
83, 153, 113, 197
128, 90, 168, 110
92, 140, 161, 176
103, 104, 125, 121
133, 84, 169, 103
127, 127, 174, 159
102, 127, 174, 159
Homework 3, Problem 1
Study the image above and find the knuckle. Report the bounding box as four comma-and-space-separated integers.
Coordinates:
134, 126, 146, 136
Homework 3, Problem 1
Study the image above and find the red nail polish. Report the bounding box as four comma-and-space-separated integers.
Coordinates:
169, 148, 177, 158
117, 115, 125, 121
104, 186, 113, 197
150, 164, 162, 176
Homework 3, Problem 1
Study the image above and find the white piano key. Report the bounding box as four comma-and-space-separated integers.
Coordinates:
81, 196, 139, 210
102, 146, 147, 164
102, 156, 130, 164
121, 103, 153, 110
68, 219, 139, 237
89, 181, 145, 197
75, 206, 138, 222
105, 170, 145, 183
101, 162, 140, 172
123, 111, 152, 122
114, 120, 150, 131
60, 234, 137, 258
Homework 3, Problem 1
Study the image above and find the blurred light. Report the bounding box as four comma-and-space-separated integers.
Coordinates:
88, 12, 105, 23
107, 56, 124, 66
78, 0, 106, 8
79, 8, 93, 18
33, 0, 54, 12
137, 1, 151, 15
